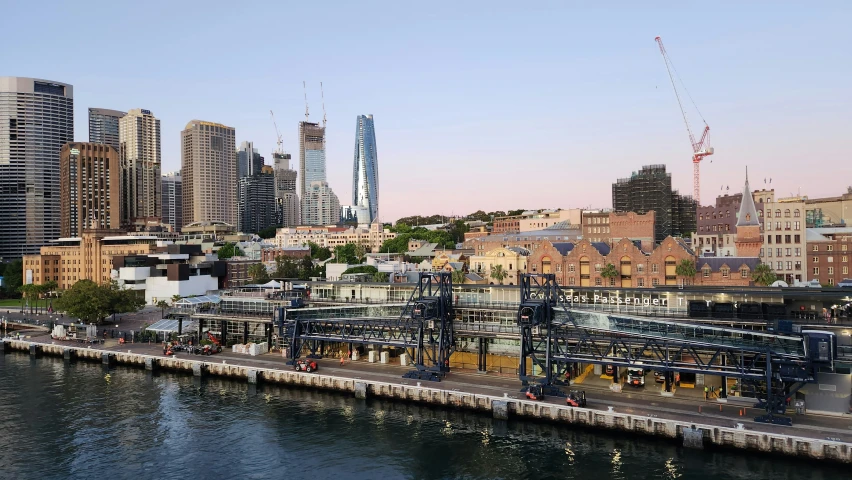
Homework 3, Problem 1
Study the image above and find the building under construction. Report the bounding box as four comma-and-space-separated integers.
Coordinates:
612, 164, 697, 243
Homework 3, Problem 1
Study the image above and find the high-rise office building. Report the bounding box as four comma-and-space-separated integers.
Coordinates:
273, 152, 299, 227
60, 143, 120, 238
119, 108, 161, 228
299, 121, 327, 222
88, 108, 125, 151
612, 164, 697, 243
237, 140, 264, 178
303, 181, 340, 226
238, 165, 276, 234
161, 172, 183, 231
181, 120, 237, 227
352, 114, 379, 223
0, 77, 74, 260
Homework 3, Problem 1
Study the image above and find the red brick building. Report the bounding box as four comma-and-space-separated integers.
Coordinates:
806, 228, 852, 287
261, 245, 311, 262
527, 236, 695, 288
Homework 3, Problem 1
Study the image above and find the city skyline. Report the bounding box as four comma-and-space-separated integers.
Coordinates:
2, 3, 850, 222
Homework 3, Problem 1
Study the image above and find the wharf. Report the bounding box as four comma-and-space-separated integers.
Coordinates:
4, 335, 852, 464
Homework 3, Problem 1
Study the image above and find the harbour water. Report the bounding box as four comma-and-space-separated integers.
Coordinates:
0, 353, 847, 480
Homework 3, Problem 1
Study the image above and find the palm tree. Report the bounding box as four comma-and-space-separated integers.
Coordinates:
156, 300, 170, 318
490, 264, 508, 285
451, 269, 467, 285
171, 294, 182, 305
675, 259, 697, 286
600, 263, 618, 286
752, 263, 778, 286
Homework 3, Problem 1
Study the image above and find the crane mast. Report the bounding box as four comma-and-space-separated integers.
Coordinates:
655, 36, 713, 205
270, 110, 284, 154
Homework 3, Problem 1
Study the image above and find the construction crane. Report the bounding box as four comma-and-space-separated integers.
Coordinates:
655, 36, 713, 205
270, 110, 284, 154
302, 80, 310, 121
320, 81, 327, 128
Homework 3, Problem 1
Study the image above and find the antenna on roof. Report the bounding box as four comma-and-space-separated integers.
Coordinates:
320, 81, 327, 128
302, 81, 309, 121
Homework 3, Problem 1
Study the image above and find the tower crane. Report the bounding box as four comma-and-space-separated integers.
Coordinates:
655, 36, 713, 205
270, 110, 284, 155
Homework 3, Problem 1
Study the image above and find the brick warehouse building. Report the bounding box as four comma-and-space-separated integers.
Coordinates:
527, 236, 695, 288
806, 227, 852, 287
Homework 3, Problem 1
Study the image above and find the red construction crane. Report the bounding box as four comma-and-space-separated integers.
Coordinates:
655, 36, 713, 205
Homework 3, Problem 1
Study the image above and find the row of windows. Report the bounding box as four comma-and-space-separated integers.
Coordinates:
812, 244, 848, 252
813, 266, 849, 275
761, 247, 802, 257
766, 234, 801, 244
811, 256, 849, 263
766, 221, 801, 231
766, 209, 801, 218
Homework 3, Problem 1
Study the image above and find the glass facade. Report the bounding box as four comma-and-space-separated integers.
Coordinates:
352, 115, 379, 223
0, 77, 74, 259
88, 108, 125, 151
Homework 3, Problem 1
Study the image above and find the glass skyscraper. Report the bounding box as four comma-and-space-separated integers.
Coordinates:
88, 108, 125, 151
299, 121, 329, 223
352, 114, 379, 223
0, 77, 74, 260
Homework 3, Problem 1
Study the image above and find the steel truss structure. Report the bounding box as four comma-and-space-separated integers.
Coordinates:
278, 272, 455, 381
516, 274, 837, 425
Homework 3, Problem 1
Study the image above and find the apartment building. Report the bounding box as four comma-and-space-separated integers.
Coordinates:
806, 227, 852, 286
60, 143, 120, 238
273, 223, 396, 253
760, 197, 807, 284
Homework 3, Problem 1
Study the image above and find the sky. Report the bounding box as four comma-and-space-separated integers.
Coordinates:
2, 1, 850, 222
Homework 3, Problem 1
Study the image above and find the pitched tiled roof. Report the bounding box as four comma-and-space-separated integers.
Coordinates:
591, 242, 611, 255
551, 242, 575, 255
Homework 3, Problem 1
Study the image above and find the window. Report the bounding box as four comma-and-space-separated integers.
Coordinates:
794, 209, 800, 218
568, 264, 575, 273
786, 261, 792, 270
637, 264, 645, 273
812, 256, 819, 263
775, 209, 781, 217
828, 256, 834, 263
786, 248, 791, 256
721, 267, 730, 278
784, 209, 790, 217
827, 245, 834, 251
795, 261, 802, 270
813, 267, 819, 275
776, 222, 781, 230
703, 267, 710, 278
828, 278, 835, 286
843, 245, 848, 252
637, 278, 645, 287
595, 264, 602, 273
795, 248, 801, 256
777, 261, 783, 270
776, 235, 782, 244
828, 267, 834, 275
651, 264, 659, 273
609, 278, 615, 286
813, 245, 819, 251
794, 221, 800, 230
794, 235, 801, 243
767, 249, 772, 257
844, 266, 849, 275
760, 248, 764, 257
768, 236, 772, 244
595, 277, 602, 286
843, 256, 849, 263
652, 278, 660, 286
556, 264, 561, 272
740, 268, 748, 278
777, 248, 782, 257
784, 235, 791, 244
568, 277, 575, 285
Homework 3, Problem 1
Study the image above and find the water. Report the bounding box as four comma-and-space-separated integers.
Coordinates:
0, 354, 846, 480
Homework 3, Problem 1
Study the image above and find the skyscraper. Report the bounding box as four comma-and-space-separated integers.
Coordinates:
612, 164, 697, 243
181, 120, 237, 227
60, 143, 120, 238
0, 77, 74, 260
238, 166, 276, 234
237, 141, 264, 178
352, 114, 379, 223
161, 172, 183, 231
299, 121, 327, 222
88, 108, 125, 151
303, 181, 341, 226
119, 108, 161, 228
273, 152, 299, 227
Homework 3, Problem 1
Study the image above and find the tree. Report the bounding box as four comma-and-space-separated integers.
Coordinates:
451, 269, 467, 285
675, 259, 697, 285
217, 242, 244, 259
156, 300, 169, 318
171, 294, 182, 305
54, 280, 110, 323
2, 259, 23, 297
274, 256, 301, 279
372, 272, 390, 283
342, 265, 378, 276
105, 281, 145, 320
600, 263, 619, 285
247, 263, 270, 283
334, 243, 360, 264
752, 263, 778, 286
307, 241, 332, 261
490, 264, 508, 285
257, 225, 281, 239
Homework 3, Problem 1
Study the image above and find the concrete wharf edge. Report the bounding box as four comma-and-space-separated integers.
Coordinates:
5, 340, 851, 464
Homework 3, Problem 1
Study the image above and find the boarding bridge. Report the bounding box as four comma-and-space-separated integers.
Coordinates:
278, 273, 455, 381
516, 274, 838, 426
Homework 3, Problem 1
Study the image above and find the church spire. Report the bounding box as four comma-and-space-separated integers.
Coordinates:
736, 167, 760, 227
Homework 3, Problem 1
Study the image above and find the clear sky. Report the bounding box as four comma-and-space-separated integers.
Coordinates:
2, 1, 850, 222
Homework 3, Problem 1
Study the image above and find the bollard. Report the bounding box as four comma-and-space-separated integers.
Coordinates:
1, 341, 9, 354
719, 405, 723, 412
145, 357, 156, 372
29, 344, 40, 357
247, 369, 259, 385
698, 406, 702, 413
102, 353, 115, 366
354, 381, 368, 400
192, 362, 206, 377
492, 400, 509, 420
63, 348, 74, 362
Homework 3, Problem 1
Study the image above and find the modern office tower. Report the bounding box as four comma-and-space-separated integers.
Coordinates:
340, 205, 370, 225
612, 164, 697, 243
238, 166, 276, 234
181, 120, 237, 227
60, 143, 120, 238
303, 181, 340, 226
161, 172, 183, 231
352, 114, 379, 223
88, 108, 125, 151
237, 140, 264, 178
273, 152, 299, 227
0, 77, 74, 260
299, 121, 326, 222
119, 108, 162, 227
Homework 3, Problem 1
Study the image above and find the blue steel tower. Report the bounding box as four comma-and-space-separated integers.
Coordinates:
352, 115, 379, 223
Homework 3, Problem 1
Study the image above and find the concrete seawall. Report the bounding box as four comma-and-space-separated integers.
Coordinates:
5, 339, 851, 464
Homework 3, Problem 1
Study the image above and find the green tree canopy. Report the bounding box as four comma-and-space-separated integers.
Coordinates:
274, 256, 301, 279
372, 272, 390, 283
342, 265, 378, 276
600, 263, 619, 279
675, 259, 697, 285
257, 225, 281, 239
248, 263, 270, 283
334, 243, 362, 264
490, 264, 508, 285
752, 263, 778, 286
217, 242, 245, 259
307, 241, 332, 261
451, 269, 467, 285
53, 280, 144, 324
2, 259, 23, 297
